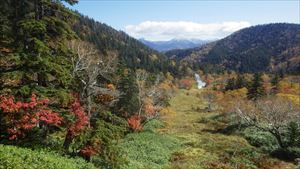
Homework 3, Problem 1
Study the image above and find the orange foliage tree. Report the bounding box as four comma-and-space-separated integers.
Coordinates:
219, 88, 248, 114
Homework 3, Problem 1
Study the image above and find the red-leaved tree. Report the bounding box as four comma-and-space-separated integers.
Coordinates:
0, 94, 62, 140
63, 97, 89, 150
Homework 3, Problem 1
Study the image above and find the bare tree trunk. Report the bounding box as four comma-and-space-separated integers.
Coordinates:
86, 91, 91, 128
138, 103, 143, 117
271, 130, 285, 148
37, 73, 47, 86
63, 130, 73, 151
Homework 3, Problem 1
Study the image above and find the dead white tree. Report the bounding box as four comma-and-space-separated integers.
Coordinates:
68, 40, 120, 126
135, 69, 163, 120
235, 97, 300, 148
135, 69, 149, 116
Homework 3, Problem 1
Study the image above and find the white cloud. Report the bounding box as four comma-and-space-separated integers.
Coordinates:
124, 21, 251, 41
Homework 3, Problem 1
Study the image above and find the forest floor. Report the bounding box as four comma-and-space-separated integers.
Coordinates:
121, 88, 295, 169
159, 88, 295, 169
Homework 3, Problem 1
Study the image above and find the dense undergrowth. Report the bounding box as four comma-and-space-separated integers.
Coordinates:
0, 144, 97, 169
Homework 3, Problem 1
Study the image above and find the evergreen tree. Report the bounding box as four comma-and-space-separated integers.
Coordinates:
247, 73, 266, 100
225, 77, 236, 91
0, 0, 77, 99
270, 73, 280, 94
114, 68, 139, 117
235, 74, 247, 89
271, 74, 280, 86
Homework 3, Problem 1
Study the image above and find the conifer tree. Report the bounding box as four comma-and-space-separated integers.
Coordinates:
271, 74, 280, 86
114, 68, 139, 117
225, 77, 236, 91
247, 73, 266, 100
235, 74, 247, 89
0, 0, 78, 99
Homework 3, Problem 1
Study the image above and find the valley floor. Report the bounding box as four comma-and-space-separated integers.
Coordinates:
159, 88, 295, 169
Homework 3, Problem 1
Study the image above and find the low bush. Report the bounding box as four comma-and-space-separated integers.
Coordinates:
242, 125, 300, 160
242, 127, 278, 153
120, 130, 180, 169
72, 111, 128, 169
0, 144, 97, 169
143, 119, 164, 132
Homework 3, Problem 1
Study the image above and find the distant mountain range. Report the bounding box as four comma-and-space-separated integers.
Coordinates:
165, 23, 300, 73
139, 38, 211, 52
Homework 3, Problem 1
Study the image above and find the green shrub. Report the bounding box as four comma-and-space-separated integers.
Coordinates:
242, 123, 300, 160
72, 111, 128, 169
226, 147, 262, 169
242, 127, 278, 153
0, 144, 97, 169
143, 119, 164, 132
120, 131, 180, 169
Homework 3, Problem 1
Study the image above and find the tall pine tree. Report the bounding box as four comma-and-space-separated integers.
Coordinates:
0, 0, 78, 100
114, 68, 139, 117
247, 73, 266, 100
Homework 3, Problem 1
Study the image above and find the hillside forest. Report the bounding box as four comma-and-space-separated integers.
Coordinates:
0, 1, 299, 169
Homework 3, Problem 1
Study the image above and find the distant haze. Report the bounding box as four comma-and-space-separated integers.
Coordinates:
140, 38, 212, 51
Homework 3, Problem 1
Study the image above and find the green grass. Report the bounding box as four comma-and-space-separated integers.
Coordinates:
120, 120, 180, 169
0, 144, 97, 169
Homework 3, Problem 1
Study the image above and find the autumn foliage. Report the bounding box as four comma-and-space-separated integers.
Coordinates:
63, 97, 89, 150
179, 79, 193, 89
80, 145, 98, 161
67, 98, 89, 137
144, 98, 156, 118
0, 94, 62, 140
127, 115, 142, 132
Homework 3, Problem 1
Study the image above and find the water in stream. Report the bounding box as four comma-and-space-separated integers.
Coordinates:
194, 73, 206, 89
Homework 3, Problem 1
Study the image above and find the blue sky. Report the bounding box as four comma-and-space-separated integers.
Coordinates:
66, 1, 300, 41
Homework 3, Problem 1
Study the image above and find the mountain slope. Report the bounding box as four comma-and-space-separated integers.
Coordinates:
73, 14, 170, 73
166, 23, 300, 73
140, 39, 209, 52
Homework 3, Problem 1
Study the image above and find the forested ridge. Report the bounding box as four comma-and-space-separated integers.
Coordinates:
0, 1, 300, 169
166, 23, 300, 74
73, 13, 173, 73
